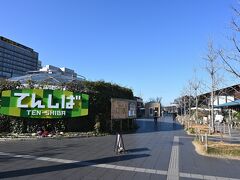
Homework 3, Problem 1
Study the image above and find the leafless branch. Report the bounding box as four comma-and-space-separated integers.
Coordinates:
232, 37, 240, 53
219, 50, 240, 78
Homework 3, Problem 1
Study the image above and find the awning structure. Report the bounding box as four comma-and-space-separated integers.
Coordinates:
9, 71, 84, 85
215, 99, 240, 108
190, 107, 221, 111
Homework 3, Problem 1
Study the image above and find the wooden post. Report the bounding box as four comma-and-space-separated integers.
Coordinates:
120, 119, 122, 132
111, 119, 113, 132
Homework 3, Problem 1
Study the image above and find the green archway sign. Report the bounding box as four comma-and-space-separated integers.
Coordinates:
0, 89, 89, 118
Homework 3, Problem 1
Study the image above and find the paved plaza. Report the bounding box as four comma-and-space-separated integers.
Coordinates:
0, 116, 240, 180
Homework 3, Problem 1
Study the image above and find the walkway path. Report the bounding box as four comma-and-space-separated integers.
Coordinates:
0, 116, 240, 179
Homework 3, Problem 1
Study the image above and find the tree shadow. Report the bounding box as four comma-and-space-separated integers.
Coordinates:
0, 153, 150, 179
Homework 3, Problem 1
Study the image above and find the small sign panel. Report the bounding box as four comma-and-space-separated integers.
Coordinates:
111, 98, 137, 120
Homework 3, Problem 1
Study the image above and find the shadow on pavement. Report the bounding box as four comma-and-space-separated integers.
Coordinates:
127, 147, 150, 153
135, 119, 183, 134
0, 153, 150, 179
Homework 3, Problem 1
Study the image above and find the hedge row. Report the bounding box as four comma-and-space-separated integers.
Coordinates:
0, 79, 134, 133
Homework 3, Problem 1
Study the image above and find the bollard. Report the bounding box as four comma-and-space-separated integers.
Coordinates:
198, 131, 200, 141
228, 123, 232, 137
205, 133, 208, 151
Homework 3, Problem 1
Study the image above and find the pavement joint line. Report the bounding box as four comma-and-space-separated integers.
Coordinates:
167, 136, 179, 180
0, 151, 239, 179
113, 165, 129, 170
156, 170, 168, 175
144, 169, 156, 174
133, 167, 146, 173
191, 173, 204, 179
179, 172, 191, 178
203, 175, 217, 180
102, 164, 116, 169
94, 163, 107, 168
123, 167, 136, 171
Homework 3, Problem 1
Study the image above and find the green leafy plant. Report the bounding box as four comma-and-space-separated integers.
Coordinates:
0, 80, 134, 133
233, 111, 240, 121
188, 127, 195, 134
94, 122, 101, 134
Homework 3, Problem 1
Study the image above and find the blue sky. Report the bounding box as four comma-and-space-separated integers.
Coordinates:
0, 0, 238, 105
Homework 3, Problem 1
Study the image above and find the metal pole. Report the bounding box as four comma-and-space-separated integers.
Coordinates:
223, 123, 226, 134
228, 122, 231, 137
184, 96, 186, 116
189, 96, 191, 116
229, 109, 232, 129
205, 133, 208, 151
196, 96, 198, 123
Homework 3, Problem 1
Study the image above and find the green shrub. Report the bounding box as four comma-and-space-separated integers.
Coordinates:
0, 115, 11, 132
188, 127, 195, 134
0, 80, 134, 133
234, 111, 240, 121
66, 80, 134, 132
10, 119, 25, 133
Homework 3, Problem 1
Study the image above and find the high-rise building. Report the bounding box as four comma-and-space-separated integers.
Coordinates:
0, 36, 39, 78
38, 60, 42, 70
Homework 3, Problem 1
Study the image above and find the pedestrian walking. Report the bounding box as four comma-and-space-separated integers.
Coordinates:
173, 112, 177, 121
154, 110, 158, 123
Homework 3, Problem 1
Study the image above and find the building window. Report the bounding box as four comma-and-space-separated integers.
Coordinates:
149, 108, 153, 116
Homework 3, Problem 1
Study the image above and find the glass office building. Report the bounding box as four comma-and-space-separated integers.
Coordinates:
0, 36, 39, 78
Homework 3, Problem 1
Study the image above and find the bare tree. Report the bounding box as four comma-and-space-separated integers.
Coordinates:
187, 80, 194, 116
179, 84, 193, 117
173, 96, 183, 116
219, 5, 240, 79
204, 41, 220, 132
156, 97, 162, 104
149, 97, 162, 103
189, 71, 201, 123
180, 89, 187, 116
216, 4, 240, 116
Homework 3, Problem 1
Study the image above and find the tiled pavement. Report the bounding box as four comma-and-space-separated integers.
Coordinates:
0, 116, 240, 179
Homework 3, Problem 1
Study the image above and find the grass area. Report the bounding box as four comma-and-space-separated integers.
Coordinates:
193, 140, 240, 160
186, 125, 209, 135
207, 141, 240, 157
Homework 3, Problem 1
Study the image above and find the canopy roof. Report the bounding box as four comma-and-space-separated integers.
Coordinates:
215, 99, 240, 108
9, 71, 84, 85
